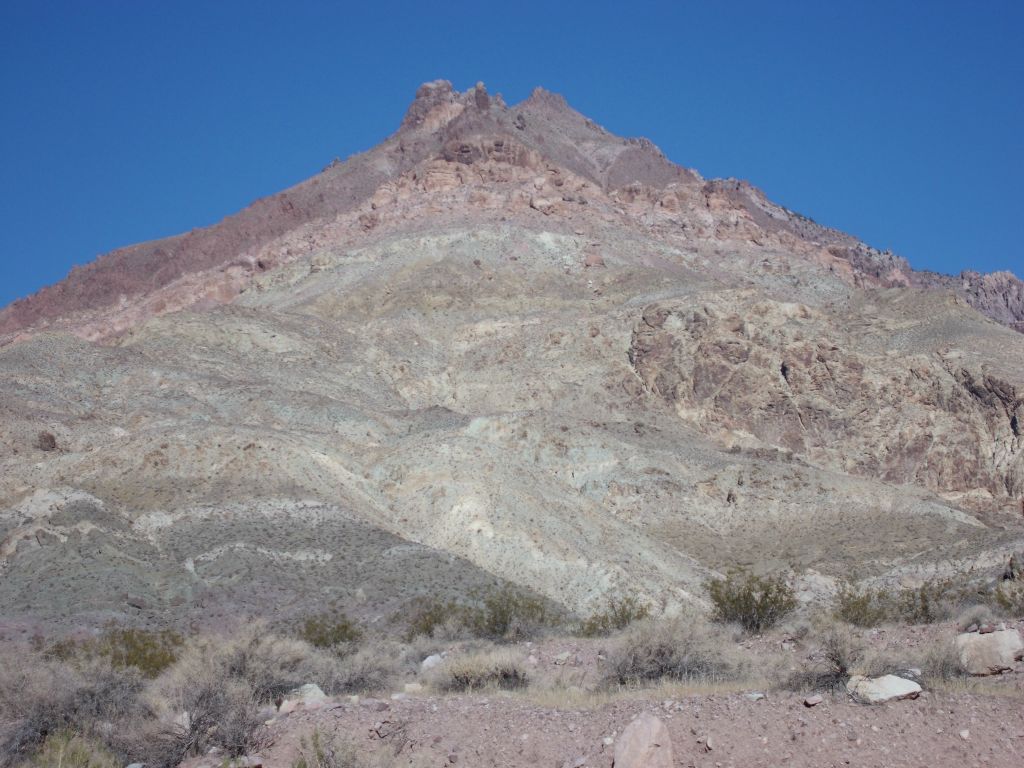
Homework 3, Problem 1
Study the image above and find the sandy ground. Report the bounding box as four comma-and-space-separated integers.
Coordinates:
181, 624, 1024, 768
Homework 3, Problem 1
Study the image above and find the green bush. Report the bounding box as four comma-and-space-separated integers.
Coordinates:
463, 587, 555, 641
43, 627, 183, 678
405, 588, 560, 642
834, 583, 891, 627
403, 598, 460, 641
297, 613, 362, 651
707, 571, 796, 632
579, 595, 650, 637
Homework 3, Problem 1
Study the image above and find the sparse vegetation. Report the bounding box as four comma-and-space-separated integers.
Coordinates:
298, 612, 363, 652
604, 618, 741, 687
293, 728, 360, 768
403, 598, 461, 642
834, 582, 891, 627
42, 627, 184, 678
781, 622, 864, 692
403, 588, 561, 643
578, 595, 650, 637
707, 571, 797, 633
22, 731, 119, 768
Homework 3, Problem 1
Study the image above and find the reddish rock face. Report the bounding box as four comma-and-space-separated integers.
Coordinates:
3, 80, 1019, 342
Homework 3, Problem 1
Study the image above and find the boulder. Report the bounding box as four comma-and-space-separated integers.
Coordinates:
613, 712, 673, 768
846, 674, 922, 704
956, 629, 1024, 675
278, 683, 329, 714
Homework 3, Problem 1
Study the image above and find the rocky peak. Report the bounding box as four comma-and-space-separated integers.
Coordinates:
400, 79, 460, 130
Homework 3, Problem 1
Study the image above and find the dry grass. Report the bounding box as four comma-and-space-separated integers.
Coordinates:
427, 648, 530, 693
603, 617, 746, 688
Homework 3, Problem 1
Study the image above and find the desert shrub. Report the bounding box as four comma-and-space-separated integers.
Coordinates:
782, 622, 863, 692
579, 595, 650, 637
429, 649, 530, 693
462, 587, 557, 641
919, 634, 967, 680
22, 731, 119, 768
293, 728, 360, 768
403, 598, 461, 641
0, 652, 145, 766
97, 628, 183, 677
707, 571, 797, 632
297, 612, 363, 652
42, 627, 183, 678
603, 618, 740, 687
895, 580, 962, 624
156, 626, 339, 706
406, 588, 561, 642
151, 673, 266, 764
324, 645, 398, 694
834, 583, 892, 628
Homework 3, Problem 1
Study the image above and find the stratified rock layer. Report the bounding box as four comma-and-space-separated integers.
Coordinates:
0, 82, 1022, 632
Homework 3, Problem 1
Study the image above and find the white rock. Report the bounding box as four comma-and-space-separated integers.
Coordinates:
404, 682, 424, 693
421, 653, 444, 672
846, 675, 921, 704
956, 629, 1024, 675
278, 683, 329, 714
613, 712, 673, 768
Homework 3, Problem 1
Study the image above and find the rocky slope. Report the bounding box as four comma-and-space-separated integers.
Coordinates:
1, 81, 1022, 635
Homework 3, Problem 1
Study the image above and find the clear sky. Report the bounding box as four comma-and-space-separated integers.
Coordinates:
1, 1, 1021, 307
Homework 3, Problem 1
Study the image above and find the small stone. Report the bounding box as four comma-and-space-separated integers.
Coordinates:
404, 682, 423, 694
743, 692, 766, 702
554, 651, 572, 665
959, 729, 970, 741
803, 695, 823, 707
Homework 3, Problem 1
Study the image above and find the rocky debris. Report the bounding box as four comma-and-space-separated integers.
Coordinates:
803, 695, 823, 707
846, 674, 922, 704
36, 430, 56, 451
956, 628, 1024, 675
278, 683, 329, 714
743, 692, 766, 702
613, 712, 672, 768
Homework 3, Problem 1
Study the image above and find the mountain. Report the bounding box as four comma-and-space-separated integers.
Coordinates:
1, 81, 1022, 635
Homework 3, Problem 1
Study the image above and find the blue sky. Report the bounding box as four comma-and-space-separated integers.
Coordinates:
1, 1, 1021, 307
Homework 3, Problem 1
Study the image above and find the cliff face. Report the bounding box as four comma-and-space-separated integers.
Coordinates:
1, 82, 1022, 632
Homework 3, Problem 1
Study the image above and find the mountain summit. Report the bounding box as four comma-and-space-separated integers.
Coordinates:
1, 81, 1022, 632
